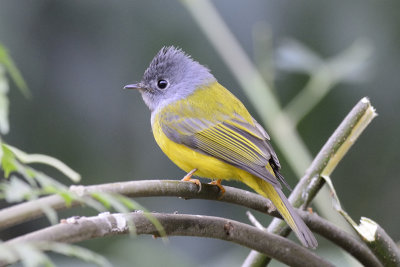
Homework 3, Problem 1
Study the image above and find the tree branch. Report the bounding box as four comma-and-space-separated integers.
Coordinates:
319, 175, 399, 266
245, 209, 382, 267
0, 181, 279, 231
0, 97, 382, 267
354, 217, 400, 266
301, 212, 382, 267
274, 97, 376, 228
0, 179, 382, 266
244, 97, 377, 266
4, 212, 333, 267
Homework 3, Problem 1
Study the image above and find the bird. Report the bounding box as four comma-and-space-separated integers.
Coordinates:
124, 46, 317, 248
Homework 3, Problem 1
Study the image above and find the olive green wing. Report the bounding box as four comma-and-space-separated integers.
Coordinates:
161, 113, 286, 189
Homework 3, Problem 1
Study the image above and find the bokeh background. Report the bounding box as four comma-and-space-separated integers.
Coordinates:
1, 0, 399, 266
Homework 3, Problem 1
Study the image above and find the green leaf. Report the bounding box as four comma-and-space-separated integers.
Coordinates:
0, 67, 10, 134
4, 176, 32, 202
142, 211, 167, 240
89, 192, 167, 239
115, 194, 146, 210
0, 241, 111, 267
100, 193, 130, 213
40, 204, 59, 226
91, 192, 112, 209
57, 191, 75, 207
32, 170, 68, 191
115, 194, 167, 240
82, 196, 108, 213
90, 192, 138, 236
4, 144, 81, 183
0, 43, 30, 98
43, 242, 112, 267
25, 167, 36, 178
0, 241, 17, 264
1, 144, 17, 178
14, 243, 54, 267
0, 140, 3, 162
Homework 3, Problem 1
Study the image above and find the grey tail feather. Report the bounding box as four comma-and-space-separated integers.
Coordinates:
275, 170, 292, 191
277, 189, 318, 249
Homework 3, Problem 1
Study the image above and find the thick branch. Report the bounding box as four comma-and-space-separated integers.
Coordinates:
5, 212, 333, 267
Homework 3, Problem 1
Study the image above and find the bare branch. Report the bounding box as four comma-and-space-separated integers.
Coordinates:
0, 179, 382, 266
5, 212, 333, 267
0, 181, 278, 231
289, 98, 375, 216
301, 212, 382, 267
246, 97, 377, 266
354, 217, 400, 266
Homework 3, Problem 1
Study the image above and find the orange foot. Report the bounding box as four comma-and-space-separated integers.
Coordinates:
181, 168, 201, 191
209, 179, 225, 199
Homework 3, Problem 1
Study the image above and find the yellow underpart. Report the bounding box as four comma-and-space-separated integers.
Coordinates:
151, 81, 313, 247
154, 120, 297, 232
153, 82, 255, 179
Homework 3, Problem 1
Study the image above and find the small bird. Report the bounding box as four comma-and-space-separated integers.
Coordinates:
124, 46, 317, 248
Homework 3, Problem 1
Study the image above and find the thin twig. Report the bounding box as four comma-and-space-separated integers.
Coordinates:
4, 212, 333, 267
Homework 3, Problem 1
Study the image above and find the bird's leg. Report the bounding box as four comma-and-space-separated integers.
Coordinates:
209, 179, 225, 198
181, 168, 201, 191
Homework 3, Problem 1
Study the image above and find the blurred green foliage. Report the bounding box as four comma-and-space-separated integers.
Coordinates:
0, 41, 163, 265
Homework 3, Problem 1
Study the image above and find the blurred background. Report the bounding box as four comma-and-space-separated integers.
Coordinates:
1, 0, 399, 266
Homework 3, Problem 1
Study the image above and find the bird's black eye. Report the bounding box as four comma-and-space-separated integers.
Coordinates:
157, 79, 168, 89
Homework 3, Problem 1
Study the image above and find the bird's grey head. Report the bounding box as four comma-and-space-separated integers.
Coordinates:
124, 46, 216, 112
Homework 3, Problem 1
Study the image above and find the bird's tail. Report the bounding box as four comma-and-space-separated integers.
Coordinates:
256, 179, 318, 248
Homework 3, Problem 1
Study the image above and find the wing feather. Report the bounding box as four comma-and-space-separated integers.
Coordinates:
161, 113, 284, 188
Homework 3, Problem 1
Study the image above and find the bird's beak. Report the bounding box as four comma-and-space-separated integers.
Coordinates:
123, 82, 144, 90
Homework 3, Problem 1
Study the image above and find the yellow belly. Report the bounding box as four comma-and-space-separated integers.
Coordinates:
152, 117, 247, 181
150, 81, 276, 194
153, 119, 281, 203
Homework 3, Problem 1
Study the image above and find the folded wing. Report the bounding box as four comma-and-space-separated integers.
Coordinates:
161, 113, 287, 189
